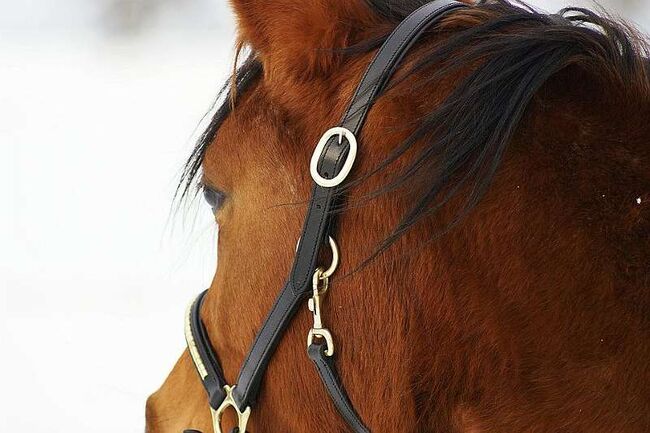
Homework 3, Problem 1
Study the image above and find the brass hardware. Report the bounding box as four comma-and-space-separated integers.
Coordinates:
211, 385, 251, 433
307, 268, 335, 356
295, 236, 339, 279
321, 236, 339, 279
312, 266, 329, 295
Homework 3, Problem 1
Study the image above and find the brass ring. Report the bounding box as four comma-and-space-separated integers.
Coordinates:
321, 236, 339, 279
295, 236, 339, 279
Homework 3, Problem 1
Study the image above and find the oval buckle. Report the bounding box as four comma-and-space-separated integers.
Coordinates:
210, 385, 251, 433
310, 127, 357, 188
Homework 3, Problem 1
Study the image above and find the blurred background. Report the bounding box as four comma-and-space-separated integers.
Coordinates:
1, 0, 648, 431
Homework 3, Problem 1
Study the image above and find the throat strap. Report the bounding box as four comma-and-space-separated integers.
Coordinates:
308, 343, 370, 433
185, 1, 468, 432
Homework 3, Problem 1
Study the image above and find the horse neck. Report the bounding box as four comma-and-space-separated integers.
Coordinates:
398, 66, 650, 431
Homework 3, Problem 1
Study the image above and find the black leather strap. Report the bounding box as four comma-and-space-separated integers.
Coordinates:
308, 343, 370, 433
232, 281, 304, 407
188, 290, 228, 408
185, 1, 468, 431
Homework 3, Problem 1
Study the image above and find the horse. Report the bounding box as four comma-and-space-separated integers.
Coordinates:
146, 0, 650, 432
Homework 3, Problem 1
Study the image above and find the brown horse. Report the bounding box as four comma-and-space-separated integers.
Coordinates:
146, 0, 650, 432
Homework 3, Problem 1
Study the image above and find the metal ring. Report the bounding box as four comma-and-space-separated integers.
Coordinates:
321, 236, 339, 279
310, 127, 357, 188
295, 236, 339, 279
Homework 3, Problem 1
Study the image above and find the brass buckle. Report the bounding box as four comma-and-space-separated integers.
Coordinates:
210, 385, 251, 433
306, 268, 335, 356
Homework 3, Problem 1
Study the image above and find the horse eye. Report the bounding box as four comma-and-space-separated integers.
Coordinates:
202, 185, 226, 212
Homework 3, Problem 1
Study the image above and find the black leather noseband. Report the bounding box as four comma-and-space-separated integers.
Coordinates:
184, 2, 468, 432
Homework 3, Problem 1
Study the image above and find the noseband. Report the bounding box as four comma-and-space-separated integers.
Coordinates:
184, 2, 468, 432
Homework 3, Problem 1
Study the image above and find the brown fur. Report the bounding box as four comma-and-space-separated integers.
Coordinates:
147, 1, 649, 432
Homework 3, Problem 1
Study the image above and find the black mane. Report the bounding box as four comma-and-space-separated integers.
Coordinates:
179, 0, 649, 260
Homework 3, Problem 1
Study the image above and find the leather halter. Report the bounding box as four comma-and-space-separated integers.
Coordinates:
184, 2, 468, 432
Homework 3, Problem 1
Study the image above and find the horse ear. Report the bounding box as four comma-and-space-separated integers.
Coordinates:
230, 0, 381, 77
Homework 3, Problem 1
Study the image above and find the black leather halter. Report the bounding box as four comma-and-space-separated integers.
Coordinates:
184, 2, 468, 432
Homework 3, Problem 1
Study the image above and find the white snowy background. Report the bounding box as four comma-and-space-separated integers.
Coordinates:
1, 0, 648, 431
